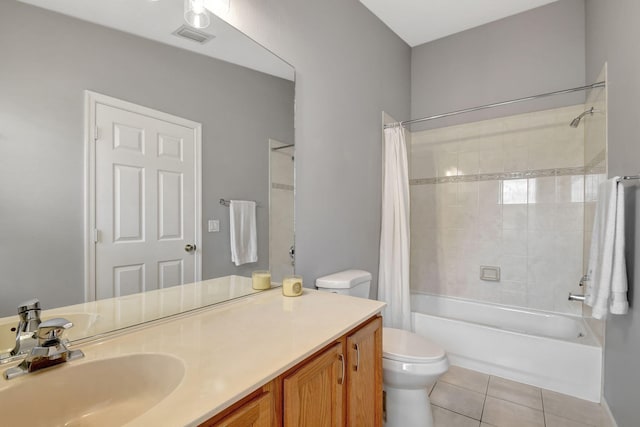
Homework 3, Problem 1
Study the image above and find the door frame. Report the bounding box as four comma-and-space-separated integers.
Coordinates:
83, 90, 202, 302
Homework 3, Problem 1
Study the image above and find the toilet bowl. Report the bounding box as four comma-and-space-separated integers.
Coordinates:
383, 327, 449, 427
315, 270, 449, 427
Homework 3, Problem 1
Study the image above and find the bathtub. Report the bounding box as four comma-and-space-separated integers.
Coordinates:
411, 293, 602, 402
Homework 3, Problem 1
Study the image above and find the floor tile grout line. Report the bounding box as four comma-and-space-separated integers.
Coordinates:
541, 390, 603, 427
479, 384, 488, 424
435, 377, 488, 397
432, 380, 484, 421
441, 369, 604, 427
481, 375, 494, 423
431, 402, 482, 423
540, 388, 547, 427
486, 389, 545, 411
438, 369, 491, 394
482, 395, 548, 426
543, 410, 601, 427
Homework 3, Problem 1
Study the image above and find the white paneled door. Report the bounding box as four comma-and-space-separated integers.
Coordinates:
87, 92, 201, 300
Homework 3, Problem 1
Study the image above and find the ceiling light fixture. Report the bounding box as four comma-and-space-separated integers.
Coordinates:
184, 0, 210, 29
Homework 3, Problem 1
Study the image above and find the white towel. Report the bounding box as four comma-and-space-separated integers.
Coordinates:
585, 178, 629, 319
229, 200, 257, 266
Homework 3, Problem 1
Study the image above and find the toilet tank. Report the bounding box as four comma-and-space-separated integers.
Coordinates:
315, 270, 372, 299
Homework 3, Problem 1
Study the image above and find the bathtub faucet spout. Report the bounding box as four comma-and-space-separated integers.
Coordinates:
568, 293, 586, 302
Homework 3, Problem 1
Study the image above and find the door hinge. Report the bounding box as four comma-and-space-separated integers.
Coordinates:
94, 126, 100, 141
93, 229, 100, 243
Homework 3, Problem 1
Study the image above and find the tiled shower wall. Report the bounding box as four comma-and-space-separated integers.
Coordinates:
269, 141, 295, 284
410, 105, 587, 315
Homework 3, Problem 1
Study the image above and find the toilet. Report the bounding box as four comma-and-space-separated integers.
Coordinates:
315, 270, 449, 427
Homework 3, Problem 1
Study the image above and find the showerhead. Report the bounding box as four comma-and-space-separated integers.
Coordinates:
570, 107, 596, 128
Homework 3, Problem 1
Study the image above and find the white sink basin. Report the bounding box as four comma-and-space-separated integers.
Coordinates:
0, 312, 100, 354
0, 321, 17, 354
0, 353, 185, 426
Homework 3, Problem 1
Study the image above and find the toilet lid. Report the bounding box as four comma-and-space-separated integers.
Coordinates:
383, 327, 445, 363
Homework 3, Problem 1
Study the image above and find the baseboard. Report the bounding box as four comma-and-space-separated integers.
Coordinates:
601, 397, 619, 427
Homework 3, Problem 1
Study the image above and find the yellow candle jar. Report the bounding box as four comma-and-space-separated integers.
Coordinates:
282, 275, 303, 297
252, 270, 272, 290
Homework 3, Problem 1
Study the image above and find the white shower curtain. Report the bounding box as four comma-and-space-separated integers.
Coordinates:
378, 125, 411, 330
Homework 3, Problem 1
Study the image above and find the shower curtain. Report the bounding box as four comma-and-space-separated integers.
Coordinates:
378, 125, 411, 330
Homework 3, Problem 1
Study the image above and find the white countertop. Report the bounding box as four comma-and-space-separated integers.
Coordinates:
0, 287, 385, 426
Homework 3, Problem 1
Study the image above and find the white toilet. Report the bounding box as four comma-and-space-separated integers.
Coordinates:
315, 270, 449, 427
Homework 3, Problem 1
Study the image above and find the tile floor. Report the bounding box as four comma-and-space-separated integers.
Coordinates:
429, 366, 610, 427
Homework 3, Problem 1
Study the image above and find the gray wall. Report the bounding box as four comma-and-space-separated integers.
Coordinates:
411, 0, 586, 131
222, 0, 412, 295
586, 1, 640, 425
0, 1, 294, 315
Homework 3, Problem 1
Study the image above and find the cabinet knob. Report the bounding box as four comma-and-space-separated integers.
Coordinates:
338, 354, 345, 385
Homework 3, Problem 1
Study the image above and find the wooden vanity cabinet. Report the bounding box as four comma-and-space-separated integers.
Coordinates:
282, 315, 382, 427
200, 381, 280, 427
283, 342, 345, 426
199, 315, 382, 427
345, 316, 383, 426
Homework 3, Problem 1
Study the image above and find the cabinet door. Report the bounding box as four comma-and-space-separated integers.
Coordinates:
201, 381, 277, 427
283, 342, 345, 427
346, 316, 383, 427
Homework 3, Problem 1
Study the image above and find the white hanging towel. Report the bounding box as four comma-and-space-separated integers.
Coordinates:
229, 200, 258, 266
585, 178, 629, 319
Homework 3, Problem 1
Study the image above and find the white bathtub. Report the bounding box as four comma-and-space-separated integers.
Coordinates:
411, 293, 602, 402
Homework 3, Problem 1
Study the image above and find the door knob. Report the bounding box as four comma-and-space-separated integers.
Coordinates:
184, 244, 197, 253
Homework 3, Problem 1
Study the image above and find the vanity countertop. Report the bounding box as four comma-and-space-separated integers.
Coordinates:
0, 287, 385, 426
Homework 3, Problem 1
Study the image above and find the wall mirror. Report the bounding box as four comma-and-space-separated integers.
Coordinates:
0, 0, 295, 342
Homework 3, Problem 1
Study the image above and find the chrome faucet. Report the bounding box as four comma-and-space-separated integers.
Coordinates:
10, 299, 42, 356
4, 318, 84, 380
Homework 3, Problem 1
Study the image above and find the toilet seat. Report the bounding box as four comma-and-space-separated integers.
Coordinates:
383, 327, 446, 363
382, 328, 449, 390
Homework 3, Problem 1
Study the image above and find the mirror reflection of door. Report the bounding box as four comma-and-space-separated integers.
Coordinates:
269, 139, 295, 284
87, 92, 202, 300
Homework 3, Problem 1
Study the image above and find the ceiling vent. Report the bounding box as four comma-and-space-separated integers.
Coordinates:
172, 25, 215, 44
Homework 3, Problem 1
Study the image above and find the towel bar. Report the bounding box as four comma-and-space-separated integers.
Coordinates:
219, 198, 261, 207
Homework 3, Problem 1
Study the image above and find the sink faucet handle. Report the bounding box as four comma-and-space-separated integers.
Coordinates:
36, 318, 73, 345
18, 298, 41, 315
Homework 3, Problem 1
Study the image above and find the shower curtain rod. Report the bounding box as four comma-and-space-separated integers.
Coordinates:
271, 144, 295, 151
384, 81, 606, 129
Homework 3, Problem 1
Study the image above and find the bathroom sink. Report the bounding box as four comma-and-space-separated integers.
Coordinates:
0, 322, 16, 354
0, 353, 185, 426
0, 312, 100, 354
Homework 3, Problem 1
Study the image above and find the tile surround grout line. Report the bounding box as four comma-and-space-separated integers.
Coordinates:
410, 166, 603, 186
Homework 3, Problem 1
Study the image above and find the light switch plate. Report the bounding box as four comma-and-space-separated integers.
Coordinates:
208, 219, 220, 233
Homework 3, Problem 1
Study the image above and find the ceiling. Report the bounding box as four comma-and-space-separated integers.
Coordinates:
18, 0, 294, 81
360, 0, 560, 47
